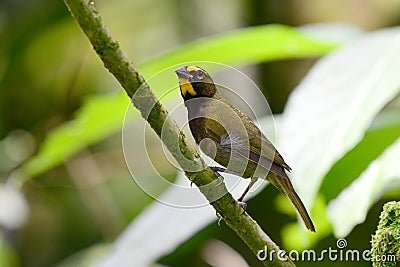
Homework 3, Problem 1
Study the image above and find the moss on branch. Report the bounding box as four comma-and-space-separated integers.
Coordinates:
371, 201, 400, 267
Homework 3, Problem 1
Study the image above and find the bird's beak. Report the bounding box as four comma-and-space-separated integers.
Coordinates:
175, 67, 192, 80
175, 66, 197, 97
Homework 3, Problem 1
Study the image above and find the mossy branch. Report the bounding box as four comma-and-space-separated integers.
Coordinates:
63, 0, 295, 266
371, 201, 400, 267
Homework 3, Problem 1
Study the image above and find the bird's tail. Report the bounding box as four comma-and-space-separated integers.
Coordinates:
268, 172, 316, 232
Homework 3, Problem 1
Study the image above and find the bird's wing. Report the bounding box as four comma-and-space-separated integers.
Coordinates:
213, 94, 291, 171
203, 121, 291, 175
248, 128, 292, 171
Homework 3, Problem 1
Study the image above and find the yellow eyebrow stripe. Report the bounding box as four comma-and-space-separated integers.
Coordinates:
186, 66, 202, 72
179, 78, 197, 96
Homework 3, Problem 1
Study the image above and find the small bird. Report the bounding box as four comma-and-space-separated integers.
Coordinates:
175, 66, 315, 232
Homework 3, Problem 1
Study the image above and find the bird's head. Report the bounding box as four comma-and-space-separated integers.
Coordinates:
175, 66, 217, 100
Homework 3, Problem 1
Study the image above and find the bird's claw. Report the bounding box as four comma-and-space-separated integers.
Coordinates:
216, 212, 224, 226
210, 167, 225, 186
215, 173, 224, 186
237, 200, 247, 212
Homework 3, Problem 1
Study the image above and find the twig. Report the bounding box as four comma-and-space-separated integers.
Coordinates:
62, 0, 295, 266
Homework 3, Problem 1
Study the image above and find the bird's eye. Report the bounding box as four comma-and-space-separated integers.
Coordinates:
196, 70, 205, 80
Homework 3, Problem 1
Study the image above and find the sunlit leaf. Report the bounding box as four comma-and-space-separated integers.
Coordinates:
0, 235, 19, 267
328, 137, 400, 237
0, 185, 29, 230
138, 24, 338, 76
21, 93, 131, 179
320, 110, 400, 202
57, 244, 110, 267
280, 194, 332, 250
278, 27, 400, 210
94, 174, 215, 267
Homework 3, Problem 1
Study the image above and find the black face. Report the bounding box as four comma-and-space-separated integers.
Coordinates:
175, 66, 217, 100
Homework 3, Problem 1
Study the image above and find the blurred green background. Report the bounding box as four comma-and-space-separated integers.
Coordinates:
1, 0, 400, 266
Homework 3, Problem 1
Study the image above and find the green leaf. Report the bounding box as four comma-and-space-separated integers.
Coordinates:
328, 137, 400, 237
0, 235, 20, 267
20, 24, 337, 181
21, 93, 132, 180
56, 244, 110, 267
138, 24, 338, 76
320, 109, 400, 202
94, 174, 216, 267
277, 27, 400, 210
280, 194, 332, 250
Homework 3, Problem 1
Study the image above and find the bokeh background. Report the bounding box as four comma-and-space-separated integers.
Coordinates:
1, 0, 400, 266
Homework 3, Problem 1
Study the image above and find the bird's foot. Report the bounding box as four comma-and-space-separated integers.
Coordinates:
215, 172, 224, 186
237, 200, 247, 212
210, 166, 224, 186
210, 166, 226, 172
216, 212, 224, 226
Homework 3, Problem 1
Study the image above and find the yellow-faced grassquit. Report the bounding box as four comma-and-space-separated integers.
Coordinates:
175, 65, 315, 232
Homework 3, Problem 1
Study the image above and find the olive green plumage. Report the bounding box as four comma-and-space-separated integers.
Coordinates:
175, 66, 315, 232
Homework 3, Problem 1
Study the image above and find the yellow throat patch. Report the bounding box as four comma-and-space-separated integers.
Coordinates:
179, 78, 197, 97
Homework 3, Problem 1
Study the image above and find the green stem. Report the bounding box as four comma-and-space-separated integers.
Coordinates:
63, 0, 295, 266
